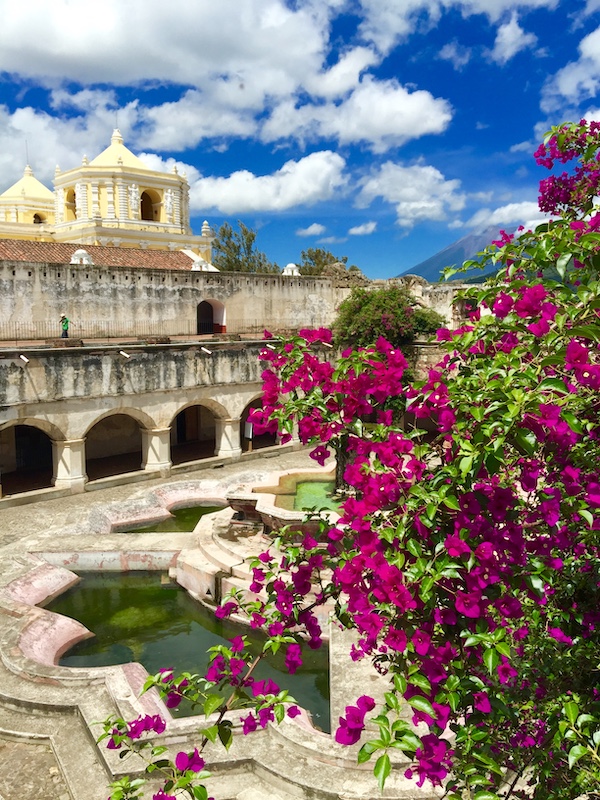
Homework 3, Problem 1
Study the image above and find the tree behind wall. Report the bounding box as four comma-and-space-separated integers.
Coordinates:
212, 221, 280, 273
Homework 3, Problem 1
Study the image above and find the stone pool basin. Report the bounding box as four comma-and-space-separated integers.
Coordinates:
226, 465, 340, 536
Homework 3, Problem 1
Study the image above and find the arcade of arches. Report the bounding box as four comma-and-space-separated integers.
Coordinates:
0, 401, 277, 496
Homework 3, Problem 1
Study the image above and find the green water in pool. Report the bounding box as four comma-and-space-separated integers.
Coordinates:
46, 571, 330, 731
118, 505, 224, 532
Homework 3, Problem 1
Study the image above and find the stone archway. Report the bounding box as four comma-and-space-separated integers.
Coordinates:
196, 300, 226, 335
240, 398, 277, 453
85, 413, 143, 480
170, 404, 217, 464
0, 424, 54, 494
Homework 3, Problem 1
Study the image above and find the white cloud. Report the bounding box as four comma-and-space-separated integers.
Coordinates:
356, 0, 557, 55
348, 221, 377, 235
189, 151, 347, 213
489, 13, 538, 64
438, 41, 472, 70
0, 0, 329, 95
297, 223, 327, 236
262, 77, 452, 152
542, 26, 600, 112
357, 161, 466, 228
140, 91, 257, 151
465, 201, 548, 231
318, 235, 347, 244
0, 101, 140, 187
303, 47, 380, 98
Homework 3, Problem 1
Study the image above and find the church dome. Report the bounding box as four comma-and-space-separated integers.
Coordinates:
0, 166, 54, 201
89, 129, 149, 170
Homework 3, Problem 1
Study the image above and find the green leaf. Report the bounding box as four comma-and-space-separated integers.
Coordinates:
556, 252, 572, 279
570, 325, 600, 343
394, 674, 407, 695
483, 648, 500, 675
357, 740, 380, 764
217, 721, 233, 750
374, 753, 392, 792
443, 494, 461, 510
192, 786, 209, 800
406, 538, 422, 558
459, 455, 474, 476
538, 377, 569, 394
513, 427, 537, 456
203, 694, 224, 718
200, 724, 218, 743
408, 673, 432, 694
473, 792, 501, 800
395, 731, 422, 752
564, 701, 580, 726
568, 744, 588, 769
407, 695, 435, 717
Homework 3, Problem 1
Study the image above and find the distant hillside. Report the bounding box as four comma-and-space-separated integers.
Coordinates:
398, 225, 505, 282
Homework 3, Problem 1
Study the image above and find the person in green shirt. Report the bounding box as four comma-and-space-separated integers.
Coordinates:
60, 314, 69, 338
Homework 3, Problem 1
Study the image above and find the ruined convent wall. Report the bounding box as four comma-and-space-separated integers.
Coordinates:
0, 261, 468, 341
0, 261, 350, 340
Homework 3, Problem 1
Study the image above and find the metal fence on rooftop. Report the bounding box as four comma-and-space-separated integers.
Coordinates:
0, 318, 278, 344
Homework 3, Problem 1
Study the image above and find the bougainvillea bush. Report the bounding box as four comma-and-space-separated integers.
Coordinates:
101, 121, 600, 800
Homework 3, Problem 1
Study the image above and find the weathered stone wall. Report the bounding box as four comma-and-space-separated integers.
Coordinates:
0, 260, 467, 341
0, 342, 269, 440
0, 261, 350, 339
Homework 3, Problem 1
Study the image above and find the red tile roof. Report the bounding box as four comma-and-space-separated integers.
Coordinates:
0, 239, 195, 270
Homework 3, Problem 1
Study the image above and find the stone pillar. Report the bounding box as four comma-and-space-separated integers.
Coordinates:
91, 181, 100, 218
215, 418, 242, 459
141, 428, 172, 474
106, 182, 115, 219
52, 439, 87, 492
117, 181, 128, 220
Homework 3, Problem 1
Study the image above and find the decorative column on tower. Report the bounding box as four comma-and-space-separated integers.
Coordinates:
117, 181, 128, 220
181, 180, 190, 231
91, 181, 100, 218
75, 182, 89, 220
54, 168, 64, 223
106, 181, 116, 219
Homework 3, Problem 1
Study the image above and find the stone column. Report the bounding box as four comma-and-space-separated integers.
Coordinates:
52, 439, 87, 492
106, 182, 115, 219
215, 418, 242, 459
141, 428, 172, 474
117, 181, 128, 220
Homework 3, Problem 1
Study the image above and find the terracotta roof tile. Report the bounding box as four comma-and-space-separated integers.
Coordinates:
0, 239, 195, 270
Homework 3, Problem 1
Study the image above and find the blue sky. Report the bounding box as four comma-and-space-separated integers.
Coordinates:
0, 0, 599, 279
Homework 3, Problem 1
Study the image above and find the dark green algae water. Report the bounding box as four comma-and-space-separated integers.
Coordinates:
116, 505, 224, 533
274, 480, 341, 512
46, 571, 330, 731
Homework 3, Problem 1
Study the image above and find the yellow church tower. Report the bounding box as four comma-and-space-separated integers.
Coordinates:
0, 130, 213, 259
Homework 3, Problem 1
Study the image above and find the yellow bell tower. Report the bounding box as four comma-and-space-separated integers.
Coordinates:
0, 130, 213, 259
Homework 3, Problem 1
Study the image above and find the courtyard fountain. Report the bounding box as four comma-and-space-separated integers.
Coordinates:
0, 462, 437, 800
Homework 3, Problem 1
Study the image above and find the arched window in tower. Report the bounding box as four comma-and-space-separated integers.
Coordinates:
32, 213, 44, 224
140, 192, 153, 221
65, 188, 76, 221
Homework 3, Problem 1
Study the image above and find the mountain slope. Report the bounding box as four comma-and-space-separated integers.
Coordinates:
398, 225, 504, 282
